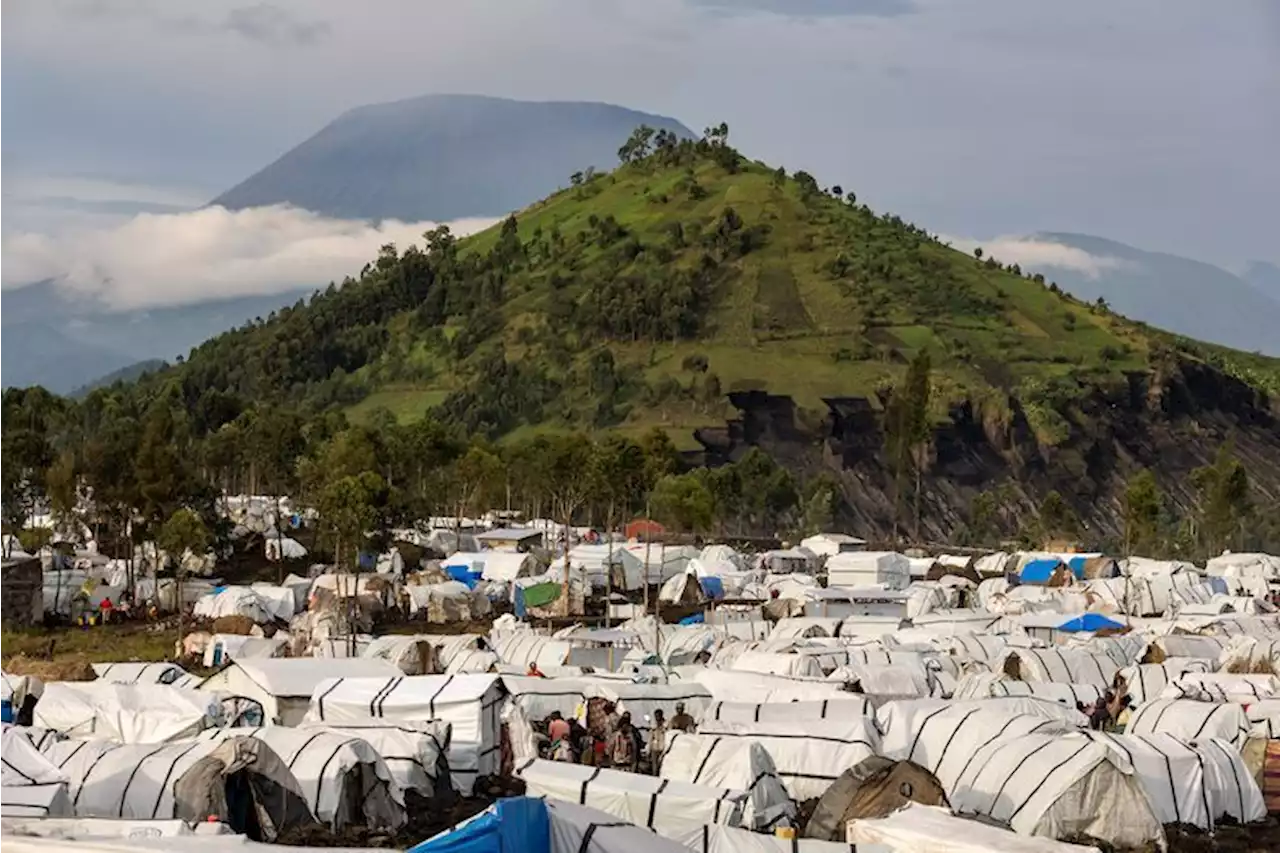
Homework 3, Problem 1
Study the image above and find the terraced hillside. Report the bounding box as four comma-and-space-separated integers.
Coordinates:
147, 128, 1280, 542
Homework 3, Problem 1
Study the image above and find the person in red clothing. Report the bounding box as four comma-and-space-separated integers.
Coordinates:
527, 662, 547, 678
99, 597, 114, 624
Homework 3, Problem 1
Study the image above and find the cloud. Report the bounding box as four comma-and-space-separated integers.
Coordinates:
938, 234, 1130, 279
1, 205, 500, 311
224, 4, 331, 45
687, 0, 916, 18
26, 0, 329, 46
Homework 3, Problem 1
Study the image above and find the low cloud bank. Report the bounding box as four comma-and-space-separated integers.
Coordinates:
940, 234, 1128, 279
1, 204, 501, 311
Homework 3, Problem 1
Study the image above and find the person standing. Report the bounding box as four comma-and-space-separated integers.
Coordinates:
609, 712, 638, 773
669, 702, 696, 733
648, 709, 669, 774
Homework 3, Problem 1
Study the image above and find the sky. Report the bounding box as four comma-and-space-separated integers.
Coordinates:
2, 0, 1277, 309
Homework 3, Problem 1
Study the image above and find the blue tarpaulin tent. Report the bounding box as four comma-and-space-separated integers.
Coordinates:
1020, 559, 1063, 584
445, 564, 483, 589
679, 612, 705, 626
698, 576, 725, 600
1057, 613, 1125, 633
1066, 556, 1087, 579
408, 797, 550, 853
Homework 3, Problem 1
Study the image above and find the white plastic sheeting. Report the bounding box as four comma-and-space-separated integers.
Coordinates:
1159, 672, 1280, 703
197, 658, 403, 726
700, 698, 874, 725
659, 734, 795, 830
34, 683, 218, 743
514, 758, 747, 838
688, 669, 850, 704
303, 674, 504, 795
695, 716, 879, 801
492, 633, 572, 670
826, 552, 910, 590
202, 635, 287, 668
1087, 732, 1265, 829
501, 676, 589, 723
1117, 660, 1213, 706
952, 674, 1102, 708
1, 726, 72, 818
37, 736, 307, 824
544, 798, 695, 853
192, 586, 291, 624
729, 650, 826, 680
846, 803, 1104, 853
944, 732, 1164, 849
297, 720, 450, 798
196, 726, 404, 830
997, 648, 1120, 691
90, 663, 196, 689
1125, 699, 1251, 748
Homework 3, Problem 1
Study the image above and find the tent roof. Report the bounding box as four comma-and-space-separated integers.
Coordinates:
218, 658, 403, 698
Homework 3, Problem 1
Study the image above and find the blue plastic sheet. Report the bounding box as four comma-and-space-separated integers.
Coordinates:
1020, 559, 1062, 584
679, 612, 705, 625
408, 797, 550, 853
698, 576, 725, 600
1056, 612, 1125, 632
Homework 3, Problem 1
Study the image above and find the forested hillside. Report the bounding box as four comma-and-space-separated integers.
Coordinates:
4, 125, 1278, 556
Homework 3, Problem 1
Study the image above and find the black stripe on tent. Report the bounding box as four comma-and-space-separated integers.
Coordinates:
1190, 703, 1226, 742
56, 740, 88, 770
149, 740, 208, 819
117, 743, 174, 817
690, 737, 723, 785
98, 664, 115, 679
315, 739, 360, 815
368, 678, 396, 717
1205, 738, 1247, 821
70, 746, 118, 810
579, 767, 603, 804
821, 700, 829, 719
1143, 700, 1178, 734
701, 824, 709, 853
575, 821, 632, 853
377, 678, 405, 715
933, 708, 981, 773
1003, 740, 1085, 823
646, 779, 669, 828
2, 756, 37, 784
903, 706, 953, 765
286, 732, 328, 770
314, 678, 343, 721
428, 676, 456, 719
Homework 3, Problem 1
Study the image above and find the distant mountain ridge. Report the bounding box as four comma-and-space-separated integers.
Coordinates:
0, 282, 314, 394
211, 94, 696, 221
1017, 233, 1280, 356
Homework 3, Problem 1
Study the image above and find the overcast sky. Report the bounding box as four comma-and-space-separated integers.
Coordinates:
3, 0, 1277, 291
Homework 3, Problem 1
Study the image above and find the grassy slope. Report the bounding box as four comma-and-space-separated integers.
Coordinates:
345, 156, 1260, 445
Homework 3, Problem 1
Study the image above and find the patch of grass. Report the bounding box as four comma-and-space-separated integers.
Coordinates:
2, 624, 179, 667
347, 386, 449, 425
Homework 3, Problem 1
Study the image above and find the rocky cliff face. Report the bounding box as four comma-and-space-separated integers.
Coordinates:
693, 362, 1280, 545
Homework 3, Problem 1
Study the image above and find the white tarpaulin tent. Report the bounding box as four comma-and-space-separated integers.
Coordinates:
826, 552, 910, 590
197, 658, 403, 726
1, 726, 72, 818
580, 681, 713, 741
696, 717, 879, 801
514, 758, 747, 838
196, 727, 404, 831
659, 733, 795, 830
1087, 732, 1265, 829
684, 823, 870, 853
501, 676, 590, 724
302, 674, 504, 795
34, 683, 219, 743
846, 803, 1104, 853
997, 648, 1120, 691
90, 663, 197, 689
729, 650, 826, 679
192, 587, 290, 624
1159, 672, 1280, 703
687, 669, 849, 704
297, 720, 451, 799
877, 698, 1087, 766
945, 732, 1164, 849
492, 634, 572, 669
1117, 660, 1213, 706
700, 698, 874, 725
1124, 699, 1251, 748
202, 635, 287, 668
952, 674, 1102, 708
38, 736, 315, 839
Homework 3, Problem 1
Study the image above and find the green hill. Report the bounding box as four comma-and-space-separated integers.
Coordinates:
136, 127, 1280, 542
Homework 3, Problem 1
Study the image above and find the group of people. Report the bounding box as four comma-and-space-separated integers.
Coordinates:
542, 700, 697, 774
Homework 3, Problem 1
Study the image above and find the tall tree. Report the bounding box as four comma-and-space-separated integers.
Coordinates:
156, 508, 211, 646
544, 433, 596, 612
1122, 470, 1164, 556
1191, 442, 1252, 558
650, 473, 714, 537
